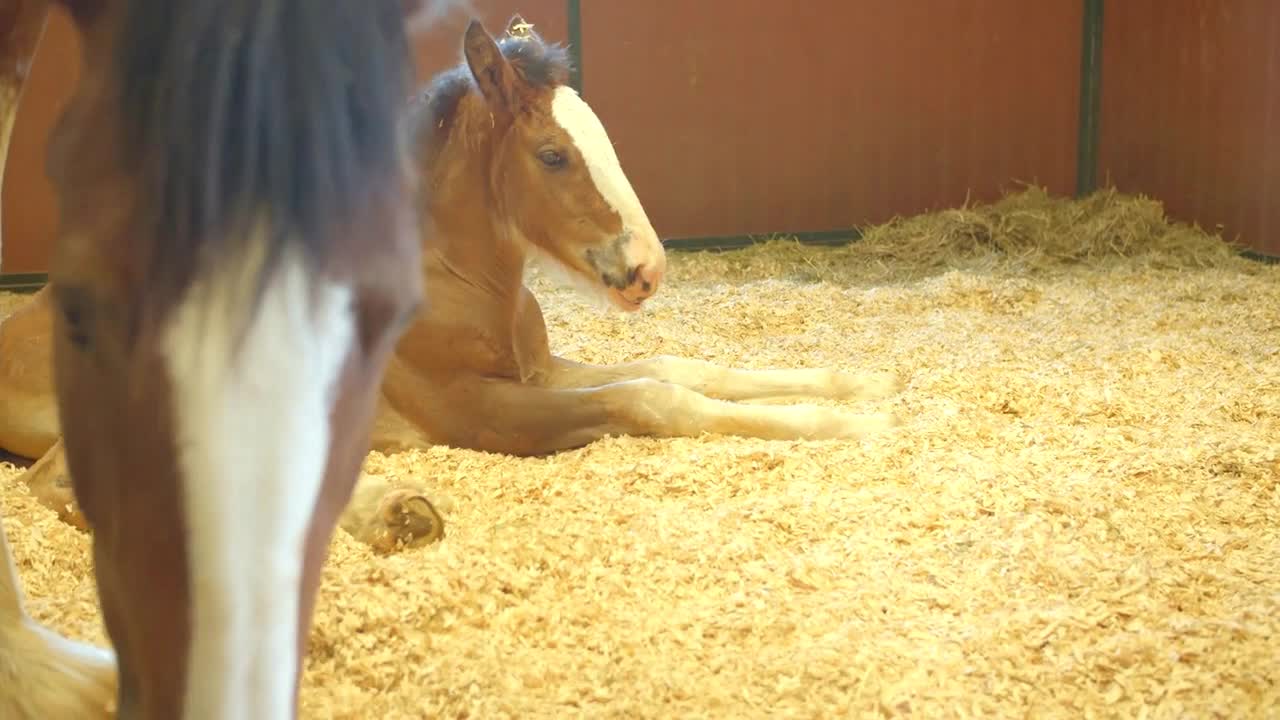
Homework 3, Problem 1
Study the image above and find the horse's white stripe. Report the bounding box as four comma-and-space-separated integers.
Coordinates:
549, 86, 663, 268
162, 229, 352, 719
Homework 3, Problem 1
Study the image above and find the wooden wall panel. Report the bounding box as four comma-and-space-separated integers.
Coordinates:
580, 0, 1083, 239
1, 8, 77, 273
0, 2, 567, 273
1098, 1, 1280, 256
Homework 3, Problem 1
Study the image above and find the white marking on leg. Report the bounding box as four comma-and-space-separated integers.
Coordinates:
622, 379, 893, 441
162, 227, 353, 720
550, 86, 665, 271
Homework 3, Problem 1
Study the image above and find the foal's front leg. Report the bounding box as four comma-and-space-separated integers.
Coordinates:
444, 375, 896, 456
546, 355, 901, 402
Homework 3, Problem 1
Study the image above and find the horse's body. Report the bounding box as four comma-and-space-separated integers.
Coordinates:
2, 0, 441, 717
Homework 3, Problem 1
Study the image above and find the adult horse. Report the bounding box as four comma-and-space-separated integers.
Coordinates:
2, 0, 441, 717
2, 15, 902, 534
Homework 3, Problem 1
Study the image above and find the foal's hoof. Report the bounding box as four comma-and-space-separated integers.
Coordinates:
361, 489, 445, 554
832, 370, 902, 401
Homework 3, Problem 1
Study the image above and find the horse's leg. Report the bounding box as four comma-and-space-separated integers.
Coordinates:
0, 510, 117, 719
0, 288, 60, 459
406, 374, 896, 456
0, 0, 52, 267
545, 355, 901, 402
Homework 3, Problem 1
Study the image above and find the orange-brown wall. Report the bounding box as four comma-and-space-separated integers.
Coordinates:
11, 2, 1276, 272
2, 8, 78, 273
580, 1, 1083, 238
1097, 1, 1280, 256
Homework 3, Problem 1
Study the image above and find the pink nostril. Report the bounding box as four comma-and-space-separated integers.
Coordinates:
632, 263, 663, 296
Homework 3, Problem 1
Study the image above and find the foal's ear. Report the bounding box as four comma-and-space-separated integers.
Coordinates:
463, 19, 518, 113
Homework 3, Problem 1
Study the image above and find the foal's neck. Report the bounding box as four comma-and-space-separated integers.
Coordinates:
422, 105, 528, 300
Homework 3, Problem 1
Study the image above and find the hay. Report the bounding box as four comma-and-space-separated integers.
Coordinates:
3, 188, 1279, 718
678, 185, 1245, 287
0, 291, 26, 319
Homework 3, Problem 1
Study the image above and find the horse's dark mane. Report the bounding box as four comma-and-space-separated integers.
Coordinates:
115, 0, 417, 299
408, 28, 574, 149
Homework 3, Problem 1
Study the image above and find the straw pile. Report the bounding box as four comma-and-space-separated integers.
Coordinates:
688, 185, 1241, 286
0, 290, 24, 319
2, 187, 1278, 718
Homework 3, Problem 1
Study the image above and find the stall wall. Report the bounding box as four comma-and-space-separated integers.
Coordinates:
1098, 0, 1280, 256
15, 2, 1276, 269
578, 0, 1082, 239
1, 9, 78, 273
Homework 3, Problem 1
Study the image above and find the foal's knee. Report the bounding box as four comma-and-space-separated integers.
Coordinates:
607, 378, 700, 436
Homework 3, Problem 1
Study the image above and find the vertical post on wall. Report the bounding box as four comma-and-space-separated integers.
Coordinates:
567, 0, 583, 94
1075, 0, 1104, 197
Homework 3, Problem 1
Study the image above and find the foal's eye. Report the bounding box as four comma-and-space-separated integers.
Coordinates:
537, 149, 567, 169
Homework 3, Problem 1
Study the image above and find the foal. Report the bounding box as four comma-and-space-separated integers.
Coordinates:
5, 0, 434, 717
370, 17, 901, 457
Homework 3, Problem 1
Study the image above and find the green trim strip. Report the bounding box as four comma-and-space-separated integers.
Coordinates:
0, 272, 47, 293
1240, 250, 1280, 265
2, 240, 1276, 295
1075, 0, 1104, 197
566, 0, 583, 94
662, 230, 859, 252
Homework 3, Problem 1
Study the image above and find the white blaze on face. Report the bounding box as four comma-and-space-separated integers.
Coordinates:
162, 228, 353, 720
549, 85, 665, 275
